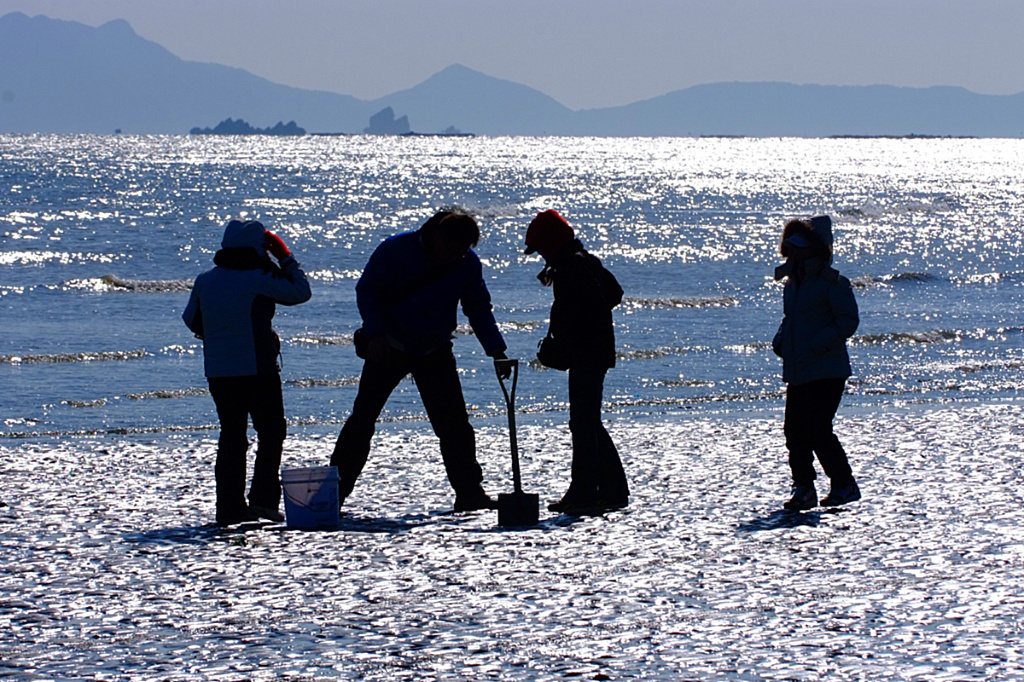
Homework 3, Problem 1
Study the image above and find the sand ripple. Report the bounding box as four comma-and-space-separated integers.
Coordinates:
2, 403, 1023, 679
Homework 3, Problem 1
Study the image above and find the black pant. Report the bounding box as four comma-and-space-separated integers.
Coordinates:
330, 345, 483, 500
208, 374, 286, 518
784, 377, 854, 486
566, 366, 629, 502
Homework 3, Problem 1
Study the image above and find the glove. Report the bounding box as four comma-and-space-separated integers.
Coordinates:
494, 359, 514, 381
264, 231, 291, 260
493, 352, 513, 380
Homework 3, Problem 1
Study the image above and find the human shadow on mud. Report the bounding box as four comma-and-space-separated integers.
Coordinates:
123, 521, 275, 546
123, 511, 482, 543
736, 509, 835, 533
463, 508, 628, 534
331, 510, 478, 533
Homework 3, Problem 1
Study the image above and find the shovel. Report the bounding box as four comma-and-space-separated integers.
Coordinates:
495, 359, 539, 527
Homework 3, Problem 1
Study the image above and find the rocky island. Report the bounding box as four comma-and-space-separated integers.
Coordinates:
189, 118, 306, 135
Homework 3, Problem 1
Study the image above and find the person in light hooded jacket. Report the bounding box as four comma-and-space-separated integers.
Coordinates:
772, 215, 861, 510
183, 219, 311, 526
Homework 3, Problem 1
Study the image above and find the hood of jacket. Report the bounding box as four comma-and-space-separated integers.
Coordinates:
775, 215, 836, 281
221, 219, 267, 257
809, 214, 834, 263
214, 246, 277, 273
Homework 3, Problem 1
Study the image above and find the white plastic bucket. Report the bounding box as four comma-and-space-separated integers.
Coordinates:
281, 466, 340, 529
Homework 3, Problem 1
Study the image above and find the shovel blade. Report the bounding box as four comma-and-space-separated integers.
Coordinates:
497, 491, 539, 527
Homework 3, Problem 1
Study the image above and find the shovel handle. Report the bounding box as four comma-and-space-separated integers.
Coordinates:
495, 358, 518, 402
495, 359, 523, 493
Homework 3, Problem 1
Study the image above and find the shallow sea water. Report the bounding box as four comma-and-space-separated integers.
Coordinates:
3, 402, 1023, 680
3, 135, 1024, 437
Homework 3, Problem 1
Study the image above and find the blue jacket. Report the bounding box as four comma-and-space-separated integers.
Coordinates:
772, 215, 859, 385
183, 248, 311, 378
357, 231, 506, 356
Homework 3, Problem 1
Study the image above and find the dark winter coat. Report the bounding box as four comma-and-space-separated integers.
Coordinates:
771, 217, 859, 385
356, 230, 506, 356
547, 239, 623, 368
183, 248, 311, 378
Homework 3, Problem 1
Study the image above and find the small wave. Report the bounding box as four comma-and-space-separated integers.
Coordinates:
622, 296, 737, 309
838, 198, 953, 219
286, 377, 360, 388
124, 387, 209, 401
953, 272, 1002, 286
62, 398, 107, 408
159, 344, 197, 356
652, 379, 716, 388
0, 349, 149, 365
887, 272, 940, 284
604, 390, 785, 410
291, 334, 355, 346
850, 275, 884, 289
854, 330, 960, 346
525, 345, 696, 369
499, 320, 545, 332
0, 424, 219, 439
724, 342, 771, 354
308, 269, 361, 282
945, 358, 1024, 374
851, 272, 941, 289
61, 275, 193, 293
618, 346, 694, 360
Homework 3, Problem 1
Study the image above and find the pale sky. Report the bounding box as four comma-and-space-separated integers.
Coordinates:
3, 0, 1023, 109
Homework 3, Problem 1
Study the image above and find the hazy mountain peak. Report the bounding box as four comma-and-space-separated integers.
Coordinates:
1, 12, 1021, 137
96, 18, 137, 37
0, 10, 28, 24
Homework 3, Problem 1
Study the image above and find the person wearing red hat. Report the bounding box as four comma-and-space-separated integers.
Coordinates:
525, 210, 629, 514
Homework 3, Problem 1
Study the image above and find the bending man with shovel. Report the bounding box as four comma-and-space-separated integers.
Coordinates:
330, 211, 510, 512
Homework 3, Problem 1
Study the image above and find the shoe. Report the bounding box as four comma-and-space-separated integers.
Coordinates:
215, 506, 261, 526
248, 503, 285, 523
454, 489, 498, 512
546, 486, 593, 513
783, 483, 818, 511
821, 480, 861, 507
547, 498, 573, 513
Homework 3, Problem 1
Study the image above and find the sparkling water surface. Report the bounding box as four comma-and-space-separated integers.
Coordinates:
2, 135, 1024, 436
1, 135, 1024, 679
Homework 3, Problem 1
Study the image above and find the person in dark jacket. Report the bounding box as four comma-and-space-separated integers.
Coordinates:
772, 215, 861, 510
525, 210, 629, 514
183, 219, 312, 525
330, 211, 509, 512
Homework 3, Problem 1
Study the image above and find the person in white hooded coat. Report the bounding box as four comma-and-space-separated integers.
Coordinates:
772, 215, 861, 510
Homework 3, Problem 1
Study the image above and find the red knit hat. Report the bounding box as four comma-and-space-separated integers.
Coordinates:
524, 210, 574, 255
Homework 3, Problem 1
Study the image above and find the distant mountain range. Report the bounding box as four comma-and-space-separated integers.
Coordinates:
1, 12, 1022, 137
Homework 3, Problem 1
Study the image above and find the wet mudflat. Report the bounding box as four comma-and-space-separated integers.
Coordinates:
2, 402, 1023, 681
